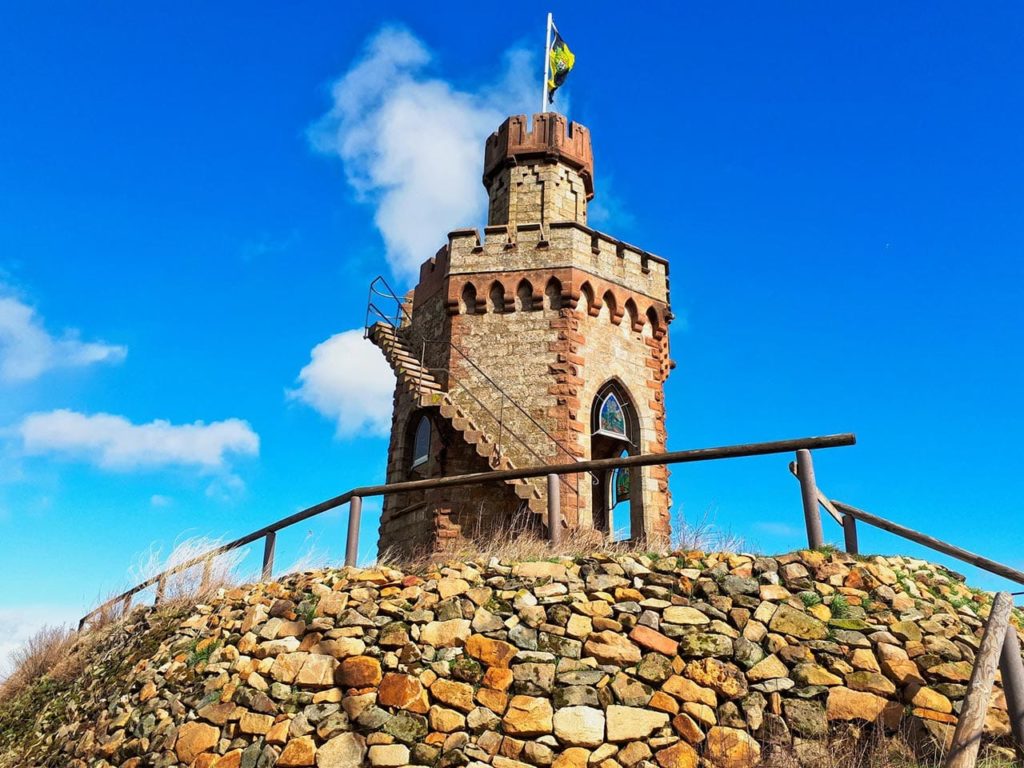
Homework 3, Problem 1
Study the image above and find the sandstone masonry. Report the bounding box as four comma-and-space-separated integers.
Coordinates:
374, 113, 674, 559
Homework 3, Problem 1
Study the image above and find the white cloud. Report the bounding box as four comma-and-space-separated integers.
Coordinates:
309, 26, 536, 279
19, 409, 259, 471
149, 494, 173, 508
288, 329, 395, 438
0, 289, 126, 383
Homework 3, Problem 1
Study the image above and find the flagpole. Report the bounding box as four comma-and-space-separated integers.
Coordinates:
541, 12, 552, 113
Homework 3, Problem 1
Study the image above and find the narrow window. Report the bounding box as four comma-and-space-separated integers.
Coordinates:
411, 416, 431, 468
613, 464, 631, 505
597, 393, 627, 439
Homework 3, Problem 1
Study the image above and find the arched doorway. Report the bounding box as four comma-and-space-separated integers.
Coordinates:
590, 381, 640, 540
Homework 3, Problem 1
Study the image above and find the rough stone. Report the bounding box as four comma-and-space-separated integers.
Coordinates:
704, 726, 761, 768
606, 705, 669, 742
552, 705, 605, 747
502, 695, 554, 737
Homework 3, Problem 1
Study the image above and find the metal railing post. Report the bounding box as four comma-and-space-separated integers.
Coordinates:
1000, 625, 1024, 760
547, 473, 561, 545
945, 591, 1014, 768
796, 449, 824, 549
346, 496, 363, 567
842, 514, 859, 554
262, 531, 276, 581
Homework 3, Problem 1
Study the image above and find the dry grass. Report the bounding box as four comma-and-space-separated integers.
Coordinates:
129, 534, 246, 603
0, 625, 75, 700
377, 502, 748, 571
757, 723, 1019, 768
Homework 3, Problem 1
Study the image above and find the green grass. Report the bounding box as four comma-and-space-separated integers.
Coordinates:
186, 638, 219, 668
297, 595, 320, 625
799, 591, 823, 607
830, 594, 851, 619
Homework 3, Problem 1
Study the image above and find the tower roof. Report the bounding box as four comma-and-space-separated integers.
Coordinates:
483, 113, 594, 199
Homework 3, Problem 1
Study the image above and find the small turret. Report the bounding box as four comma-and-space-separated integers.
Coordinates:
482, 113, 594, 227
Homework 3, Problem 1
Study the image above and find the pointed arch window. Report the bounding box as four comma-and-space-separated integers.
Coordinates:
411, 416, 431, 468
596, 392, 627, 440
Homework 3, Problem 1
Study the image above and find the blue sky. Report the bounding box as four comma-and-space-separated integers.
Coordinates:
2, 3, 1022, 663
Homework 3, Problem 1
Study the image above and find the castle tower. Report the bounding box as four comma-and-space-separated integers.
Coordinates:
369, 113, 673, 558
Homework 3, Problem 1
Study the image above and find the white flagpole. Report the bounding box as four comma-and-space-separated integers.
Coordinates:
541, 12, 552, 113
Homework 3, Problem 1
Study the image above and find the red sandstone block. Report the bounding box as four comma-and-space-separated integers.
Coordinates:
629, 624, 678, 655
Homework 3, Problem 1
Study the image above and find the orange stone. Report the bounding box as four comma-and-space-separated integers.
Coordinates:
649, 691, 680, 714
277, 735, 317, 766
483, 666, 514, 691
476, 687, 509, 714
175, 722, 219, 764
912, 707, 958, 725
431, 678, 475, 712
338, 655, 382, 688
827, 687, 901, 727
378, 673, 424, 710
466, 635, 518, 668
266, 719, 290, 745
655, 740, 699, 768
139, 681, 158, 703
671, 713, 706, 744
704, 726, 761, 768
629, 624, 678, 656
211, 751, 244, 768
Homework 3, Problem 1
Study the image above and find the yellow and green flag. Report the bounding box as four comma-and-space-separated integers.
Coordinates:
547, 24, 575, 104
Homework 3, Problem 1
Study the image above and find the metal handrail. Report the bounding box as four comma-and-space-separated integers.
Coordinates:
364, 274, 588, 511
78, 432, 856, 629
364, 275, 583, 470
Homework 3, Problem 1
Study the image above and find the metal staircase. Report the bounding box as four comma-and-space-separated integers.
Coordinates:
366, 320, 547, 514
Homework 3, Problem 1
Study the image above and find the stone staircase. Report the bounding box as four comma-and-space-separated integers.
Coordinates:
367, 322, 546, 515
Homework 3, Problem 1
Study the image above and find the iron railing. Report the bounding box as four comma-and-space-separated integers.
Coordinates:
79, 432, 856, 629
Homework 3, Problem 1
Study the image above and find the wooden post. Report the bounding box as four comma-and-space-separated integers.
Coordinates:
944, 591, 1014, 768
155, 574, 167, 605
796, 449, 824, 549
547, 473, 561, 546
121, 594, 132, 617
262, 531, 276, 581
1000, 624, 1024, 760
842, 514, 859, 554
345, 496, 362, 568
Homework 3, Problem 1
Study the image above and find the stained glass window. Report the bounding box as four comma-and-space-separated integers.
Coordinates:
614, 467, 630, 504
597, 393, 627, 438
411, 417, 430, 468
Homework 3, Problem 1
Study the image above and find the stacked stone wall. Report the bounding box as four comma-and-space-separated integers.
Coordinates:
18, 550, 1022, 768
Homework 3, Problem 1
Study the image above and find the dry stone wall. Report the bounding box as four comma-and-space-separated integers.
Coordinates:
7, 549, 1022, 768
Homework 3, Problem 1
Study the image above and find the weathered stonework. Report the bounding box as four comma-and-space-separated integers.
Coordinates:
375, 113, 673, 559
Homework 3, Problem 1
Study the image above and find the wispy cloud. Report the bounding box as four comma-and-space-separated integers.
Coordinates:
309, 26, 536, 280
19, 409, 259, 471
288, 329, 394, 439
149, 494, 173, 508
0, 287, 126, 383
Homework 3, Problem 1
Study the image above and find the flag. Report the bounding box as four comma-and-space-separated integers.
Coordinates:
547, 24, 575, 104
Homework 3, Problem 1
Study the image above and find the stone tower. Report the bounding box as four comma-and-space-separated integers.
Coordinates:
368, 113, 673, 558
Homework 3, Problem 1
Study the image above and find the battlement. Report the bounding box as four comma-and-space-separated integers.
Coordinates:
483, 113, 594, 198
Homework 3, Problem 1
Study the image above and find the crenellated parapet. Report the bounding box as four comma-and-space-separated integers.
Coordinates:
483, 113, 594, 197
483, 114, 594, 227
